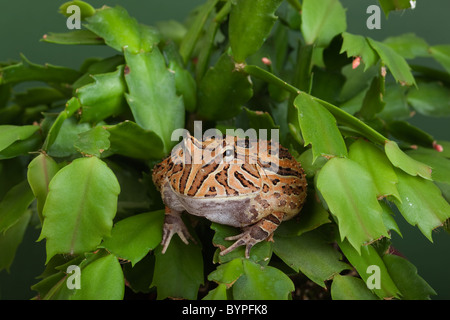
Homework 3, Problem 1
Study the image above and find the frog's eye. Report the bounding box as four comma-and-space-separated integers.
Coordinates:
224, 149, 233, 158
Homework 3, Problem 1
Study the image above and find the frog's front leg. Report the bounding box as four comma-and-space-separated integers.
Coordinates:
220, 211, 284, 258
161, 207, 195, 254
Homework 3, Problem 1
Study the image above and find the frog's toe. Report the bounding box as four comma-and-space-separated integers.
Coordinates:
221, 231, 260, 259
161, 216, 194, 253
220, 214, 284, 258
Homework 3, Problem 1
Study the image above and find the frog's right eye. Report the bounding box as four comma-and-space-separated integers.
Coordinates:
224, 149, 233, 157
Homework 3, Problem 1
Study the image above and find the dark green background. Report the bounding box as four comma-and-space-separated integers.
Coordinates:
0, 0, 449, 299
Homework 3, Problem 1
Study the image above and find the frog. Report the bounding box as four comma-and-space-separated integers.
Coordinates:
152, 132, 307, 258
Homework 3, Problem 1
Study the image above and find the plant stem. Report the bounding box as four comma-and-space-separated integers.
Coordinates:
243, 64, 388, 145
179, 0, 219, 64
214, 0, 231, 23
288, 42, 313, 133
410, 64, 450, 86
315, 97, 387, 145
244, 64, 300, 95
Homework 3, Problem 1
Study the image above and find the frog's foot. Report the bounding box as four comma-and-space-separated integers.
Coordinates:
220, 212, 284, 258
161, 212, 195, 254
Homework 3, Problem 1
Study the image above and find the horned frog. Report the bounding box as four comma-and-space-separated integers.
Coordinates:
152, 133, 307, 258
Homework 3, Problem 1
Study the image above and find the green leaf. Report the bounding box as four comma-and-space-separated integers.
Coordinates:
0, 131, 42, 160
316, 157, 389, 252
0, 210, 31, 272
377, 83, 410, 121
70, 253, 125, 300
309, 66, 345, 104
379, 201, 402, 237
100, 210, 164, 266
384, 140, 432, 180
273, 230, 350, 287
301, 0, 347, 47
105, 121, 165, 160
297, 148, 328, 178
122, 254, 155, 294
339, 66, 375, 107
367, 38, 415, 86
163, 42, 197, 112
392, 169, 450, 242
349, 139, 400, 200
31, 271, 72, 300
179, 0, 219, 64
331, 275, 379, 300
31, 254, 87, 300
197, 52, 253, 121
27, 154, 60, 221
156, 20, 187, 46
152, 235, 203, 300
340, 33, 378, 70
291, 43, 314, 97
59, 1, 95, 20
194, 10, 222, 81
436, 140, 450, 158
109, 164, 156, 216
378, 0, 412, 17
14, 87, 66, 108
0, 180, 34, 233
142, 23, 164, 50
407, 149, 450, 185
383, 254, 436, 300
359, 75, 385, 119
232, 259, 294, 300
244, 107, 279, 139
43, 97, 82, 152
430, 45, 450, 74
407, 81, 450, 117
387, 121, 435, 148
42, 30, 104, 45
73, 55, 124, 89
74, 126, 110, 157
85, 6, 154, 53
208, 258, 244, 288
338, 239, 400, 299
203, 284, 229, 300
39, 157, 120, 262
46, 117, 91, 158
295, 93, 347, 162
77, 65, 127, 123
124, 47, 184, 153
383, 33, 429, 59
0, 55, 81, 85
0, 125, 39, 152
229, 0, 284, 62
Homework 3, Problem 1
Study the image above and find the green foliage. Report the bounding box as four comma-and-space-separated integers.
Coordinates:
296, 93, 348, 161
229, 0, 284, 62
1, 0, 449, 300
301, 0, 346, 47
38, 156, 120, 262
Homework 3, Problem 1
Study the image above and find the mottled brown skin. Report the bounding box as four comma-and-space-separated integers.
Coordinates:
152, 134, 307, 258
